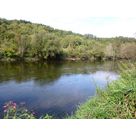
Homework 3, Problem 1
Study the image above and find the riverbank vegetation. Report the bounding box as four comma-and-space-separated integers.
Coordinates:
3, 101, 52, 119
1, 18, 136, 61
71, 63, 136, 119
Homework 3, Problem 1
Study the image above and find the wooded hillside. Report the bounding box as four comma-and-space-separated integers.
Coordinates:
0, 18, 136, 61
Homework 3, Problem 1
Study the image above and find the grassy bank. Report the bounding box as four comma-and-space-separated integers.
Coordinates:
71, 63, 136, 119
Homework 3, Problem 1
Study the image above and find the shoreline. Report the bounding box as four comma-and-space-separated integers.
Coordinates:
0, 57, 135, 62
70, 65, 136, 119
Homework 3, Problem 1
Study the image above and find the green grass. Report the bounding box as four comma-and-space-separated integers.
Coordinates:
71, 64, 136, 119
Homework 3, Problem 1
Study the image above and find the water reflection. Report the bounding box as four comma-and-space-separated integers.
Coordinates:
0, 61, 119, 118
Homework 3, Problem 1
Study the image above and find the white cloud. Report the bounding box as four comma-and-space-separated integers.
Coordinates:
0, 0, 136, 37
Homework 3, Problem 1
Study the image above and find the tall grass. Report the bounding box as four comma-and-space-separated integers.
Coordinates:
71, 63, 136, 119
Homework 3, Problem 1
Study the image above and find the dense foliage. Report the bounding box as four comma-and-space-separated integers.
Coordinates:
0, 18, 136, 61
71, 63, 136, 119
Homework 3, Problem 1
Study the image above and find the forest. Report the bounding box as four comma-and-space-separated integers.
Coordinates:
0, 18, 136, 61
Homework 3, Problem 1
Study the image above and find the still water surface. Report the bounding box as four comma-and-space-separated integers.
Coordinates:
0, 61, 119, 118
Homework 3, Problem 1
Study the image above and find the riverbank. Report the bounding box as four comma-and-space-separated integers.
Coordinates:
71, 64, 136, 119
0, 56, 135, 62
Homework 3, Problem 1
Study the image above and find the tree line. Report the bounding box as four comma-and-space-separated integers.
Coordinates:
0, 18, 136, 61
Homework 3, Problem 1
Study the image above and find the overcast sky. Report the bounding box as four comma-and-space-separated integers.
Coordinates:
0, 0, 136, 37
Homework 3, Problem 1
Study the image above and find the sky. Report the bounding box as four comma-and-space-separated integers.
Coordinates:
0, 0, 136, 37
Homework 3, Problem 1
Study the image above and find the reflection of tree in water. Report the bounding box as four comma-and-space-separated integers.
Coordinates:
0, 61, 121, 85
0, 62, 63, 84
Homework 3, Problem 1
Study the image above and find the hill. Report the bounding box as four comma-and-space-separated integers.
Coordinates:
0, 18, 136, 61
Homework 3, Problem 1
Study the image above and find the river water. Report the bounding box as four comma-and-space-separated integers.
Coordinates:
0, 61, 119, 118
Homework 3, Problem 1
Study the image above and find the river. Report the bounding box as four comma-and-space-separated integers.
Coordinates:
0, 61, 119, 118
